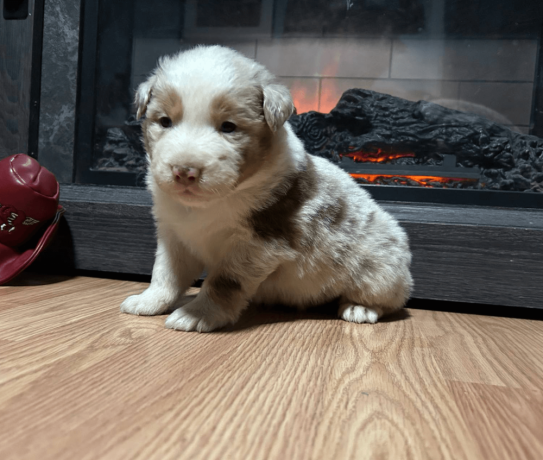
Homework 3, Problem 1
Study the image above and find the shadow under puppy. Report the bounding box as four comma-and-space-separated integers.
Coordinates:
121, 45, 413, 332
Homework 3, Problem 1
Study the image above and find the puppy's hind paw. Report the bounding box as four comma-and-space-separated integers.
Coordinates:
339, 305, 381, 324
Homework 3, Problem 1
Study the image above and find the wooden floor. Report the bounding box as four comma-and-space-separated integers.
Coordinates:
1, 275, 542, 460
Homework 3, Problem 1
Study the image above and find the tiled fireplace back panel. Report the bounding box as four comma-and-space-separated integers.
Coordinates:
131, 38, 537, 133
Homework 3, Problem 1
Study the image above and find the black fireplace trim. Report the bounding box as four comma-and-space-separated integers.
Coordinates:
362, 184, 543, 209
28, 0, 45, 160
32, 184, 543, 310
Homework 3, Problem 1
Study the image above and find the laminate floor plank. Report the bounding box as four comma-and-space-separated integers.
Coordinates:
448, 382, 543, 460
1, 275, 542, 460
0, 279, 150, 341
413, 309, 543, 390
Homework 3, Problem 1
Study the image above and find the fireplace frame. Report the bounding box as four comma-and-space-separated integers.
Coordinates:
3, 0, 542, 310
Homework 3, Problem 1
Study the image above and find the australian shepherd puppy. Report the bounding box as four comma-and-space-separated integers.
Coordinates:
121, 45, 413, 332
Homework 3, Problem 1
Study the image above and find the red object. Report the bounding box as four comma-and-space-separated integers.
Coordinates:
0, 154, 65, 285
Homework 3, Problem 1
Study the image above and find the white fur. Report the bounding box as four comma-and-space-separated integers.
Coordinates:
121, 45, 413, 332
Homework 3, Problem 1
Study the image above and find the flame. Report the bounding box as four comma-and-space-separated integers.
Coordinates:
289, 80, 319, 114
319, 60, 342, 113
320, 79, 343, 113
344, 149, 415, 163
344, 149, 477, 188
351, 174, 478, 188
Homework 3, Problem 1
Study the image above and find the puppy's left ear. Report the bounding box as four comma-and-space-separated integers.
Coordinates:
135, 75, 157, 119
263, 84, 295, 132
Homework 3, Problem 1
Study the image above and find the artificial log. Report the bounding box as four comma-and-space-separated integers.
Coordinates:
289, 89, 543, 192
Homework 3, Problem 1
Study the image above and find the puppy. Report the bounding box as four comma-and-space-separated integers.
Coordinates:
121, 45, 413, 332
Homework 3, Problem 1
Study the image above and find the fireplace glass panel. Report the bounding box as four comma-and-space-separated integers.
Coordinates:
76, 0, 543, 205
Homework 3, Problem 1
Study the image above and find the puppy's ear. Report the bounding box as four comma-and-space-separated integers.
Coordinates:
263, 84, 295, 132
135, 75, 157, 119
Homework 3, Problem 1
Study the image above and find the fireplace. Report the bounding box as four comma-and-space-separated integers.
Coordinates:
59, 0, 543, 210
9, 0, 540, 309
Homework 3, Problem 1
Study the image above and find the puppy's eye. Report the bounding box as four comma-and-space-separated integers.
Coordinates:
159, 117, 172, 128
220, 121, 236, 133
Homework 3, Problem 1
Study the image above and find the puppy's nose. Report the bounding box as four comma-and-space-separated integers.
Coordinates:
172, 165, 201, 185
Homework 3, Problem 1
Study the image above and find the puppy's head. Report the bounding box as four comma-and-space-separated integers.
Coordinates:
136, 46, 295, 207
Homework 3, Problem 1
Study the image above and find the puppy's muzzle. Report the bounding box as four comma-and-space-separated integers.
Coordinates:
173, 165, 201, 186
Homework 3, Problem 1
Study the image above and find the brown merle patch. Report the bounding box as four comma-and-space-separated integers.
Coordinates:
148, 86, 184, 125
360, 257, 378, 272
249, 156, 318, 248
141, 87, 184, 158
381, 235, 400, 251
211, 88, 273, 185
313, 197, 347, 230
207, 274, 244, 312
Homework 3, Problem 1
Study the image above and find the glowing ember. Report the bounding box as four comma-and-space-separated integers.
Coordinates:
343, 149, 415, 163
351, 173, 478, 188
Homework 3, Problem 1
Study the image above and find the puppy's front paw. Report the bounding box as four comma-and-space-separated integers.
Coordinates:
120, 292, 173, 316
164, 302, 230, 332
339, 305, 380, 324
